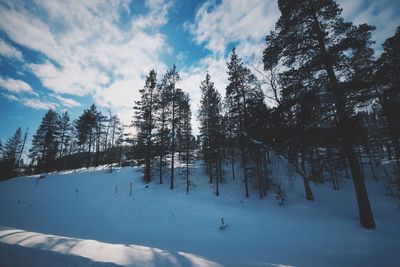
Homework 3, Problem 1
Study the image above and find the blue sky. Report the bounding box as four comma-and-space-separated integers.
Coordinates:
1, 0, 399, 145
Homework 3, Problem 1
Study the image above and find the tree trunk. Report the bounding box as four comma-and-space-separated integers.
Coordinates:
310, 0, 375, 228
301, 152, 314, 201
159, 155, 163, 184
170, 92, 176, 190
87, 127, 93, 168
231, 149, 235, 180
215, 162, 219, 196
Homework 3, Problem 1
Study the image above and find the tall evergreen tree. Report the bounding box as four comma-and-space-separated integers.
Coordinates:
155, 73, 170, 184
0, 127, 23, 179
264, 0, 376, 228
179, 93, 194, 194
198, 72, 223, 194
168, 66, 180, 190
107, 114, 124, 173
29, 109, 60, 173
225, 48, 264, 197
155, 65, 180, 189
94, 111, 107, 166
134, 69, 158, 183
375, 26, 400, 179
57, 111, 72, 163
75, 104, 98, 168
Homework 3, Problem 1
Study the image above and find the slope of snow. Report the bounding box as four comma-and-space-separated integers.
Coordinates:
0, 161, 400, 266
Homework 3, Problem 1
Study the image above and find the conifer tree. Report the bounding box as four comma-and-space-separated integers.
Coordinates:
155, 73, 170, 184
155, 65, 180, 189
29, 109, 60, 173
94, 111, 107, 166
225, 48, 262, 197
180, 93, 194, 193
0, 127, 23, 179
134, 70, 157, 182
75, 104, 98, 168
168, 66, 180, 190
264, 0, 376, 228
106, 113, 123, 172
57, 111, 72, 170
198, 72, 223, 194
375, 26, 400, 179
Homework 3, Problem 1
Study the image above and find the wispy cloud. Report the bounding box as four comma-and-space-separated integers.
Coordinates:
0, 77, 37, 95
1, 92, 19, 102
21, 98, 58, 110
2, 92, 58, 110
52, 95, 81, 108
0, 39, 23, 61
338, 0, 400, 52
186, 0, 279, 59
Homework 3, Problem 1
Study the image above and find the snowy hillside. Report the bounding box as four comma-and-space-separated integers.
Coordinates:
1, 161, 400, 267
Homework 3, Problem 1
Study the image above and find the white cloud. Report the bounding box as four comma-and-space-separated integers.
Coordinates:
187, 0, 279, 58
0, 0, 172, 124
350, 3, 400, 50
94, 78, 141, 110
133, 0, 173, 30
1, 92, 58, 110
0, 39, 23, 60
21, 98, 58, 110
337, 0, 400, 53
53, 95, 81, 108
0, 77, 37, 95
1, 92, 19, 102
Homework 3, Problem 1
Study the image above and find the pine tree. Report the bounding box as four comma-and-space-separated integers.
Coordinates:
198, 72, 223, 194
375, 26, 400, 181
94, 111, 107, 166
15, 128, 28, 176
168, 66, 180, 190
107, 114, 123, 173
225, 48, 263, 197
155, 65, 180, 189
29, 110, 60, 173
0, 127, 23, 179
58, 111, 71, 158
75, 104, 98, 168
264, 0, 376, 228
180, 93, 194, 193
0, 140, 3, 158
56, 111, 71, 170
155, 74, 170, 184
134, 69, 157, 182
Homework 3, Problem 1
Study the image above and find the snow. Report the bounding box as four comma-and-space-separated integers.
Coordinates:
1, 161, 400, 266
0, 227, 220, 267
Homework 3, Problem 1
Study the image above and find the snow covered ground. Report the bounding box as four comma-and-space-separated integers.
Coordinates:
0, 161, 399, 266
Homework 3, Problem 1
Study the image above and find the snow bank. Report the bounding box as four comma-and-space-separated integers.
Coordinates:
0, 227, 221, 267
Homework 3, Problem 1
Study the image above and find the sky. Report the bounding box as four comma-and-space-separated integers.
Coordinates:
0, 0, 399, 145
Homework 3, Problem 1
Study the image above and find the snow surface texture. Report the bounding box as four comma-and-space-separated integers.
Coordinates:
0, 161, 400, 267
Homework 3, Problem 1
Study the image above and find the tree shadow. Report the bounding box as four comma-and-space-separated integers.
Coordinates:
0, 241, 124, 267
0, 227, 222, 267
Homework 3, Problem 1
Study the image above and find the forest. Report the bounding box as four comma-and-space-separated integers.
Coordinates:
1, 0, 399, 231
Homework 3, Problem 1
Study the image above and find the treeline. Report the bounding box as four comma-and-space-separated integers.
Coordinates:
0, 105, 126, 178
1, 0, 399, 229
